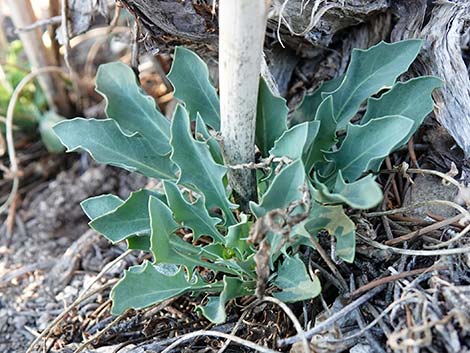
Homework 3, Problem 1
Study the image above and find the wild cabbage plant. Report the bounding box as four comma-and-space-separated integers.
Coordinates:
53, 39, 441, 323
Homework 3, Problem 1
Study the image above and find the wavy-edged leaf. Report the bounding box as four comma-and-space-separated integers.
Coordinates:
225, 214, 253, 260
89, 189, 165, 243
270, 121, 320, 161
325, 40, 423, 129
170, 105, 237, 225
304, 96, 337, 172
167, 47, 220, 130
250, 160, 305, 218
81, 194, 123, 220
256, 78, 288, 157
195, 114, 223, 165
306, 203, 356, 263
273, 255, 321, 302
325, 116, 414, 182
111, 261, 216, 315
198, 276, 255, 324
291, 75, 343, 125
361, 76, 442, 146
148, 196, 238, 276
312, 171, 383, 209
96, 62, 171, 154
163, 181, 224, 243
53, 118, 177, 180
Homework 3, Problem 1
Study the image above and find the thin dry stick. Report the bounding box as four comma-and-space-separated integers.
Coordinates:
217, 306, 252, 353
310, 237, 348, 291
349, 265, 447, 298
385, 214, 465, 245
357, 233, 470, 256
365, 199, 470, 221
26, 250, 132, 353
278, 285, 385, 347
262, 296, 309, 353
74, 310, 129, 353
426, 223, 470, 249
160, 330, 279, 353
0, 66, 67, 215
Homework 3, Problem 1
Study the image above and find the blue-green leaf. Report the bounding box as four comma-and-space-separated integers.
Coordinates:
111, 261, 216, 315
195, 114, 224, 165
167, 47, 220, 130
325, 116, 414, 182
325, 40, 423, 129
270, 121, 320, 161
305, 203, 356, 263
250, 160, 305, 218
256, 77, 288, 157
53, 118, 177, 180
96, 62, 171, 154
81, 194, 124, 220
291, 75, 343, 125
312, 171, 383, 209
163, 181, 224, 243
198, 276, 255, 324
170, 105, 237, 225
89, 189, 164, 243
273, 255, 321, 302
361, 76, 442, 146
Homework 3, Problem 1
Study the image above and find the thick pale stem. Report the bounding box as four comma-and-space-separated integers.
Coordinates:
219, 0, 269, 208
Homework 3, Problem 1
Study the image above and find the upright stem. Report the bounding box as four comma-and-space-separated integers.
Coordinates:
219, 0, 269, 209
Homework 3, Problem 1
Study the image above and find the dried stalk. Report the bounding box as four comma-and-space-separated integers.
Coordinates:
219, 0, 270, 209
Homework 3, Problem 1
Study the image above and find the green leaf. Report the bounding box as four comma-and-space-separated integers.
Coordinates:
149, 197, 240, 275
250, 159, 306, 218
305, 203, 356, 263
273, 255, 321, 302
111, 261, 217, 315
325, 116, 414, 182
195, 114, 224, 165
38, 111, 65, 153
81, 194, 124, 220
170, 105, 237, 225
256, 77, 288, 157
163, 181, 224, 243
361, 76, 442, 146
326, 40, 423, 129
126, 235, 151, 251
291, 75, 343, 125
303, 96, 337, 172
312, 171, 383, 209
53, 118, 177, 180
96, 62, 171, 154
198, 276, 255, 324
225, 214, 253, 260
167, 47, 220, 130
89, 189, 164, 243
270, 121, 320, 161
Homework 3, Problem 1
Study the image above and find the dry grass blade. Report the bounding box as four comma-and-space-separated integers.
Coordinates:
160, 330, 280, 353
26, 250, 132, 353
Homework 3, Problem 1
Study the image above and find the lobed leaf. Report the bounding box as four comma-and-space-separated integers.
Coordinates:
53, 118, 177, 180
273, 255, 321, 302
167, 47, 220, 130
170, 105, 237, 225
163, 181, 224, 243
96, 62, 171, 154
361, 76, 442, 147
88, 189, 164, 243
312, 171, 383, 209
324, 116, 414, 182
111, 261, 216, 315
256, 78, 288, 157
198, 276, 255, 324
325, 40, 423, 129
305, 203, 356, 263
270, 121, 320, 161
250, 159, 306, 218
